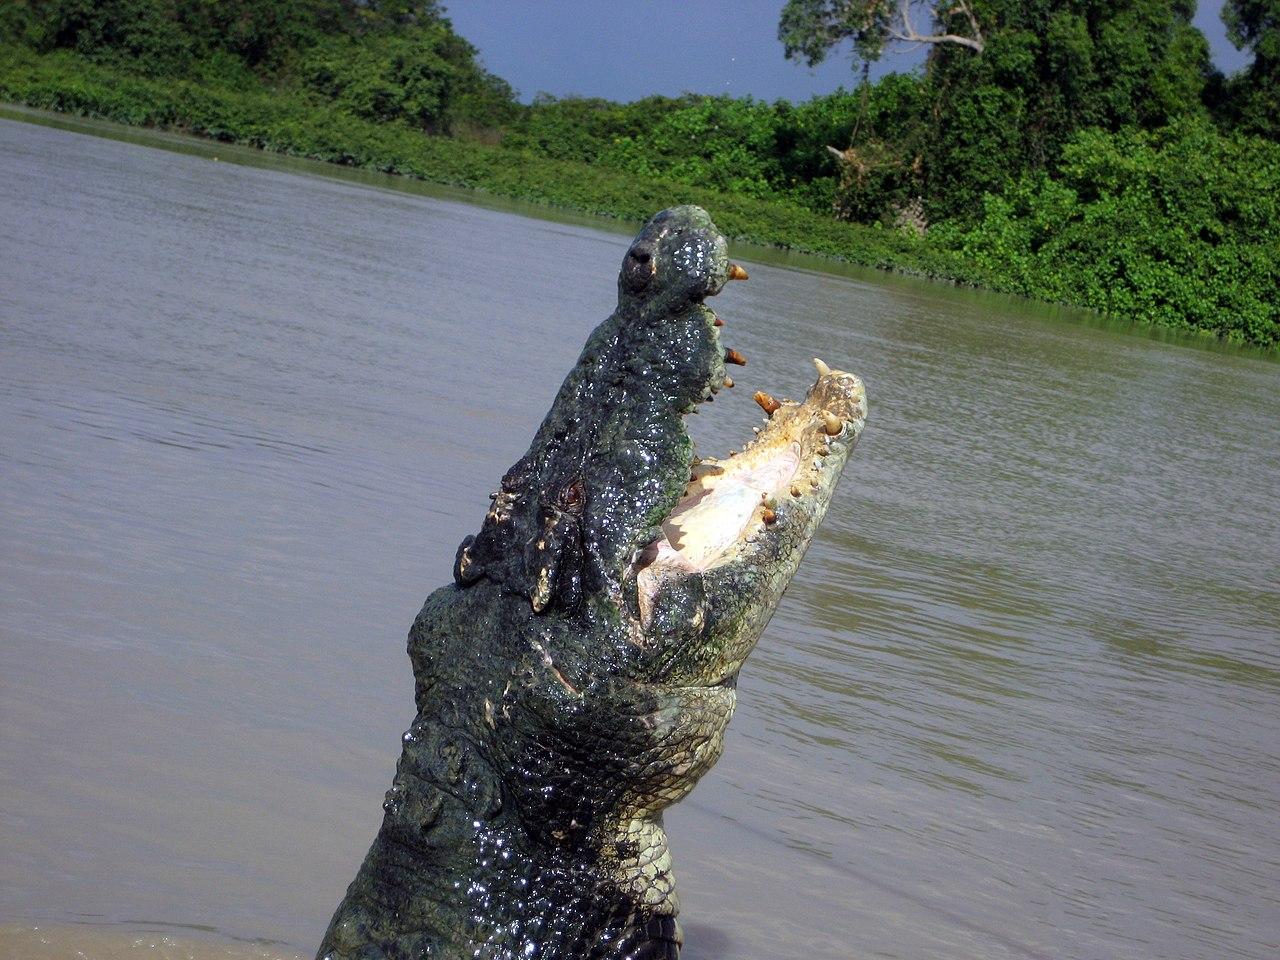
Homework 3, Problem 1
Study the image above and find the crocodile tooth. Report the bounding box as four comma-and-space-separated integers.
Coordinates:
762, 508, 777, 524
713, 317, 725, 327
823, 413, 843, 436
813, 357, 831, 378
724, 348, 747, 366
723, 377, 734, 388
754, 391, 781, 415
728, 264, 749, 280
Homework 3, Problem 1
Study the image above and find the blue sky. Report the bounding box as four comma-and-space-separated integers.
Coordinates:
446, 1, 1253, 104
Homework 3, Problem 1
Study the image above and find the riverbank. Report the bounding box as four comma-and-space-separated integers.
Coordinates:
0, 48, 979, 279
2, 46, 1274, 351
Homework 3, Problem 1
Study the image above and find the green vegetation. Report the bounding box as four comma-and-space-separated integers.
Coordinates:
0, 46, 983, 286
931, 120, 1279, 344
781, 0, 1218, 217
1, 0, 1276, 348
1220, 0, 1280, 137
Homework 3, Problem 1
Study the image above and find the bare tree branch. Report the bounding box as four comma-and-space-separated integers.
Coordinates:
955, 0, 984, 48
887, 0, 984, 53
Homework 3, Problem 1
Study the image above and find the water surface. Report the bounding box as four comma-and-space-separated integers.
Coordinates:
1, 115, 1278, 960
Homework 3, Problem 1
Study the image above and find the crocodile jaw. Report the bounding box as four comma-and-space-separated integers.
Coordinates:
630, 361, 867, 688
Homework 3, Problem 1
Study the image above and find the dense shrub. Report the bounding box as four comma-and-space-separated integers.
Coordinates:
932, 120, 1280, 346
40, 0, 195, 76
1218, 0, 1280, 138
22, 0, 519, 132
774, 75, 929, 219
778, 0, 1217, 221
299, 25, 507, 134
504, 78, 929, 216
596, 96, 787, 198
914, 1, 1214, 220
1, 1, 43, 47
502, 94, 690, 162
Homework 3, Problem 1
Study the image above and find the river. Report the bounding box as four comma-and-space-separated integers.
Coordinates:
1, 111, 1277, 960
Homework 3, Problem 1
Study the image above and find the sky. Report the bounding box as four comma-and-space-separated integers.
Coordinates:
445, 1, 1254, 104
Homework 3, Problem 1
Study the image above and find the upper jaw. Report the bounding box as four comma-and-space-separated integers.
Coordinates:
620, 204, 736, 308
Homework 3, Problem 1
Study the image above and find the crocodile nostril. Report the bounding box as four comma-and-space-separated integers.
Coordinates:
623, 244, 657, 292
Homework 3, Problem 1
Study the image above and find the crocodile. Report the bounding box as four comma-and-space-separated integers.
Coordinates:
317, 205, 867, 960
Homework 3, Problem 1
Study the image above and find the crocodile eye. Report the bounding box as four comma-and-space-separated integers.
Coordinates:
557, 478, 586, 515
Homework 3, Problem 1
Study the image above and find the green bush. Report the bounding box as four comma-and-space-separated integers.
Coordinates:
503, 95, 684, 163
41, 0, 195, 76
301, 30, 456, 132
298, 23, 517, 135
746, 76, 929, 220
933, 119, 1280, 346
20, 0, 520, 132
597, 96, 786, 198
0, 1, 41, 47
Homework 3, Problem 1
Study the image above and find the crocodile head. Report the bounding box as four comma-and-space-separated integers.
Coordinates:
319, 206, 867, 960
453, 201, 865, 745
455, 203, 865, 668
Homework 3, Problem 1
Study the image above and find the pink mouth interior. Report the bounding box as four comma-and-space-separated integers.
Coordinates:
655, 446, 801, 572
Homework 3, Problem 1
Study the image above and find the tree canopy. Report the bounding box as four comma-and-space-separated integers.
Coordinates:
780, 0, 985, 64
1221, 0, 1280, 135
779, 0, 1216, 217
11, 0, 518, 131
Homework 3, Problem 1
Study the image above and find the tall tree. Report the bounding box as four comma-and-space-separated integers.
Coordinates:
779, 0, 985, 64
1221, 0, 1280, 136
778, 0, 1215, 220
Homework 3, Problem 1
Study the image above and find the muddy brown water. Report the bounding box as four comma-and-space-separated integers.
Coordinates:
1, 111, 1278, 960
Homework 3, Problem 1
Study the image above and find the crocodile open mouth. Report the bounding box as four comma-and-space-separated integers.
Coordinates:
634, 358, 867, 626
